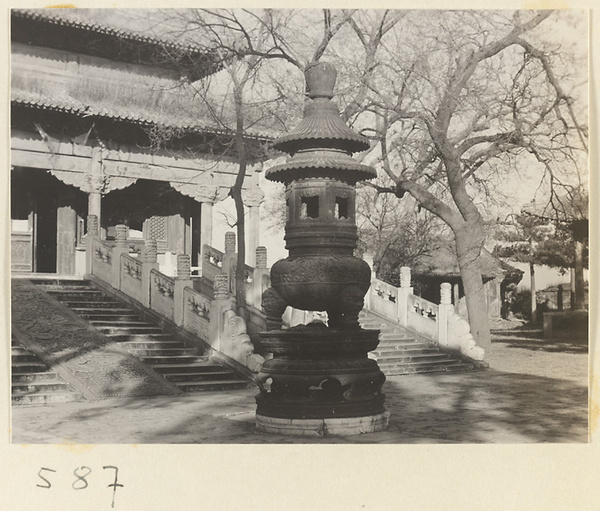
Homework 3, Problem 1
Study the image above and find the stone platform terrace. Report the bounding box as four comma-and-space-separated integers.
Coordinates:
12, 326, 588, 444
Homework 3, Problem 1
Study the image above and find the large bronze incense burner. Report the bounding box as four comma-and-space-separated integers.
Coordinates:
256, 62, 389, 435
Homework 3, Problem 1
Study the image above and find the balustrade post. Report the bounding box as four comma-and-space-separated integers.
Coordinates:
252, 246, 269, 309
112, 224, 129, 290
438, 282, 453, 346
141, 239, 158, 307
174, 254, 193, 326
397, 266, 413, 327
85, 214, 99, 277
209, 273, 235, 351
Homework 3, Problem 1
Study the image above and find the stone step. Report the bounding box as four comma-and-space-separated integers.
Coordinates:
12, 381, 72, 394
97, 326, 164, 335
33, 280, 91, 289
12, 371, 58, 383
120, 340, 186, 350
64, 300, 125, 308
163, 370, 240, 383
12, 392, 85, 405
11, 352, 41, 363
71, 302, 135, 316
370, 346, 438, 356
359, 323, 385, 330
381, 361, 474, 375
106, 333, 175, 343
125, 347, 198, 357
379, 331, 414, 341
142, 355, 208, 365
151, 361, 222, 374
89, 320, 154, 328
377, 338, 421, 346
46, 286, 99, 293
31, 279, 249, 394
175, 380, 250, 392
48, 290, 110, 300
372, 352, 453, 364
78, 312, 142, 321
12, 361, 50, 373
10, 343, 85, 406
379, 358, 472, 369
11, 345, 31, 353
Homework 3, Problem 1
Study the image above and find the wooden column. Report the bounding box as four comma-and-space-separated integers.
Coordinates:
200, 201, 213, 261
85, 215, 99, 276
89, 146, 104, 235
56, 203, 77, 275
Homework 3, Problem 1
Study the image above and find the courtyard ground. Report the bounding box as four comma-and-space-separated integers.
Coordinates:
11, 323, 589, 444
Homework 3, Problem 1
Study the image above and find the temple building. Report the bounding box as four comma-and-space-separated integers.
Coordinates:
10, 9, 268, 277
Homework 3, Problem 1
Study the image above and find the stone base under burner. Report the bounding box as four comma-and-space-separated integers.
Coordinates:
256, 411, 390, 437
255, 324, 387, 433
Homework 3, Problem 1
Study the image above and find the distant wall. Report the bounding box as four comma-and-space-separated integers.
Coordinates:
510, 262, 588, 291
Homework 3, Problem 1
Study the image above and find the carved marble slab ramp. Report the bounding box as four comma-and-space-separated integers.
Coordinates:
11, 280, 181, 400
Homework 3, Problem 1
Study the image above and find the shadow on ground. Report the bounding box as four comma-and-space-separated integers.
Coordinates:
491, 326, 588, 354
381, 369, 588, 443
13, 366, 587, 444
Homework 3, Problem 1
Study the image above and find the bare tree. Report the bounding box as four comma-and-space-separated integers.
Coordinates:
355, 178, 448, 281
333, 10, 587, 351
143, 9, 587, 351
146, 9, 355, 317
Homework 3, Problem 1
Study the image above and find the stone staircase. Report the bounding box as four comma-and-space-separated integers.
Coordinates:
11, 336, 85, 405
359, 310, 477, 375
34, 280, 250, 393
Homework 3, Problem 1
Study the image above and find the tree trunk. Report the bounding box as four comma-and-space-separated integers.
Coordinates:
231, 183, 248, 320
530, 261, 537, 324
574, 240, 585, 310
232, 76, 249, 321
455, 229, 491, 353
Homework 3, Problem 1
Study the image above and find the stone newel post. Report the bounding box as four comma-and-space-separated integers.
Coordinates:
209, 273, 235, 351
174, 254, 193, 327
141, 239, 159, 307
112, 224, 129, 290
438, 282, 453, 346
251, 246, 269, 309
397, 266, 413, 327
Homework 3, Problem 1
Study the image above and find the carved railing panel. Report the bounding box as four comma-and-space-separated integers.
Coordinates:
183, 287, 211, 341
150, 269, 175, 321
368, 278, 399, 320
407, 296, 438, 339
92, 238, 113, 284
120, 253, 143, 303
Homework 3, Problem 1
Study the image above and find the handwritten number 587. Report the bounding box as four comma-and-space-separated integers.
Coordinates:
36, 465, 123, 508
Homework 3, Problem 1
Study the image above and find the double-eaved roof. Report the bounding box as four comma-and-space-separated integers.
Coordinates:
11, 9, 273, 156
12, 9, 220, 81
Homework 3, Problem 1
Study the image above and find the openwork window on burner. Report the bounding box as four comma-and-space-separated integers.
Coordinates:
335, 197, 349, 219
300, 196, 319, 219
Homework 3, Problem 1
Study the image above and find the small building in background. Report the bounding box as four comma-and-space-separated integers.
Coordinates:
410, 246, 523, 320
